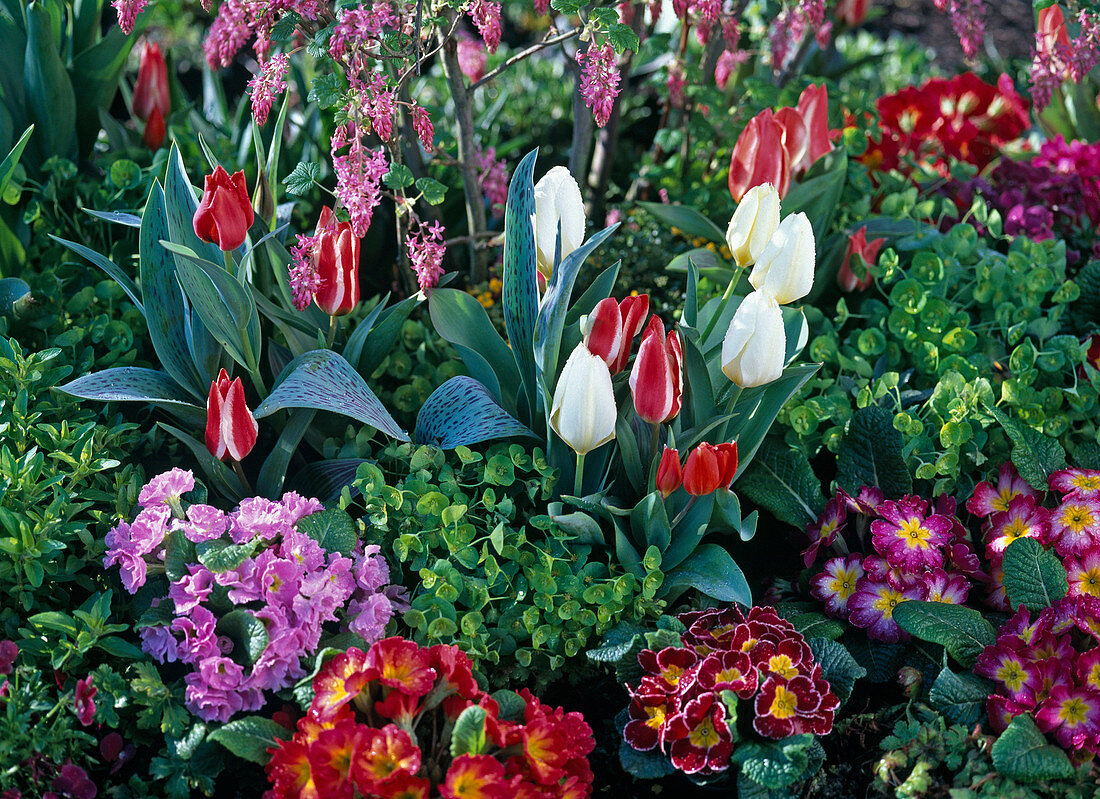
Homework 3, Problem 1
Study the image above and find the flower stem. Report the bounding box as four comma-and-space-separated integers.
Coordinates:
670, 495, 696, 528
573, 451, 586, 499
326, 315, 338, 349
223, 249, 236, 274
232, 460, 253, 495
699, 269, 742, 344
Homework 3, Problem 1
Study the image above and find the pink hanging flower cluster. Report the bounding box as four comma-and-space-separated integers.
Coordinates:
331, 126, 389, 238
467, 0, 503, 53
577, 44, 621, 128
806, 487, 984, 642
475, 145, 509, 218
248, 53, 290, 127
1031, 6, 1100, 111
289, 232, 322, 311
203, 0, 326, 69
932, 0, 986, 59
408, 217, 447, 291
104, 469, 403, 723
977, 596, 1100, 756
769, 0, 825, 73
622, 607, 838, 776
112, 0, 148, 34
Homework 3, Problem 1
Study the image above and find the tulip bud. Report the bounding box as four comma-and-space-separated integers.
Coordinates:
193, 166, 254, 251
748, 212, 816, 305
311, 206, 361, 316
725, 183, 781, 267
550, 344, 617, 455
775, 106, 808, 174
682, 442, 738, 496
837, 226, 885, 292
133, 41, 170, 123
795, 84, 832, 174
144, 106, 167, 150
205, 369, 259, 462
610, 294, 650, 374
581, 297, 624, 366
721, 291, 786, 388
534, 166, 586, 277
835, 0, 870, 26
656, 447, 683, 497
729, 109, 790, 203
629, 316, 683, 424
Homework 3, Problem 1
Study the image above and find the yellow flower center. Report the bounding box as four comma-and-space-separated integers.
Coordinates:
991, 487, 1016, 513
661, 664, 686, 686
767, 655, 799, 680
872, 588, 904, 618
768, 685, 799, 720
1001, 517, 1029, 545
1072, 475, 1100, 491
1060, 504, 1096, 532
1059, 698, 1089, 726
995, 660, 1027, 693
688, 717, 721, 748
644, 705, 666, 731
1081, 569, 1100, 597
829, 574, 858, 600
899, 518, 932, 549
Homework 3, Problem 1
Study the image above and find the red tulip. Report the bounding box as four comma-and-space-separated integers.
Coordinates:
682, 442, 738, 496
311, 206, 361, 316
729, 109, 790, 203
629, 316, 683, 424
796, 84, 833, 173
143, 107, 167, 150
837, 226, 886, 292
583, 297, 624, 366
835, 0, 870, 26
582, 294, 651, 374
656, 446, 683, 497
775, 106, 808, 174
193, 165, 254, 251
1038, 5, 1072, 65
133, 41, 170, 122
205, 369, 259, 462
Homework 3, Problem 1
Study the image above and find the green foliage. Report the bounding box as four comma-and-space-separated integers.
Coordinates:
991, 715, 1075, 784
207, 716, 292, 765
351, 441, 660, 687
891, 601, 996, 670
738, 441, 825, 530
0, 339, 143, 628
836, 405, 913, 499
780, 225, 1093, 496
1000, 537, 1069, 613
733, 735, 826, 790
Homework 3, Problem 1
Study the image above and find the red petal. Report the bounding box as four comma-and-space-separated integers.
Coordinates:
221, 377, 258, 461
584, 297, 623, 365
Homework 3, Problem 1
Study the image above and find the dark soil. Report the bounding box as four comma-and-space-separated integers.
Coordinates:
868, 0, 1034, 74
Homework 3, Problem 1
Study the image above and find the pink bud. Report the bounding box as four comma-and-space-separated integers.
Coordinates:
205, 369, 259, 462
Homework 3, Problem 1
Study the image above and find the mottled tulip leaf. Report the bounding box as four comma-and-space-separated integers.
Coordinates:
502, 149, 540, 421
253, 349, 409, 442
534, 222, 618, 386
83, 208, 142, 228
415, 376, 536, 449
173, 255, 253, 371
58, 367, 202, 413
139, 183, 205, 398
428, 288, 518, 410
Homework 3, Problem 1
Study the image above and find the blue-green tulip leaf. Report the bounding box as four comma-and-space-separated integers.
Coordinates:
502, 149, 540, 421
253, 349, 408, 442
415, 376, 536, 448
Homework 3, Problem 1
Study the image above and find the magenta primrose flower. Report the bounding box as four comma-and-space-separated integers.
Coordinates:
846, 576, 925, 643
1050, 468, 1100, 498
1048, 495, 1100, 556
984, 494, 1050, 556
870, 497, 954, 571
810, 554, 864, 618
966, 461, 1039, 517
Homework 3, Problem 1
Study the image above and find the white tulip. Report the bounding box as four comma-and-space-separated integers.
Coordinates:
550, 344, 617, 455
534, 166, 586, 276
721, 291, 786, 388
725, 183, 781, 267
748, 212, 816, 304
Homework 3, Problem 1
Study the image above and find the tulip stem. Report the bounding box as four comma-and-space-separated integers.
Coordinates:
670, 496, 696, 528
649, 423, 660, 465
326, 315, 338, 348
573, 452, 586, 500
232, 460, 253, 495
223, 249, 236, 275
699, 269, 743, 345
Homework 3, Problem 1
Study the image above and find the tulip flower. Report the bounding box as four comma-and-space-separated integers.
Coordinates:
550, 344, 617, 456
581, 294, 650, 374
721, 291, 786, 388
775, 107, 808, 175
534, 166, 585, 277
133, 41, 170, 122
629, 316, 682, 424
205, 369, 259, 462
311, 206, 361, 316
837, 226, 885, 292
193, 165, 254, 252
682, 442, 739, 496
144, 109, 167, 150
729, 109, 790, 203
748, 212, 816, 304
726, 183, 781, 268
1038, 5, 1072, 75
835, 0, 870, 26
656, 447, 683, 497
796, 84, 833, 174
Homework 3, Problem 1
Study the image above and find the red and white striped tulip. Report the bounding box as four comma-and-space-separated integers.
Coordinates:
311, 206, 361, 316
205, 369, 259, 462
628, 316, 683, 424
837, 226, 886, 292
581, 293, 651, 374
729, 109, 791, 202
795, 84, 833, 174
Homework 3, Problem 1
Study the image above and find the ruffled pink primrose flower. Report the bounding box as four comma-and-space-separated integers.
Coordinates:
622, 606, 838, 776
810, 554, 864, 618
978, 596, 1100, 756
984, 494, 1050, 556
966, 461, 1038, 517
105, 470, 399, 723
870, 497, 954, 571
1048, 494, 1100, 556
